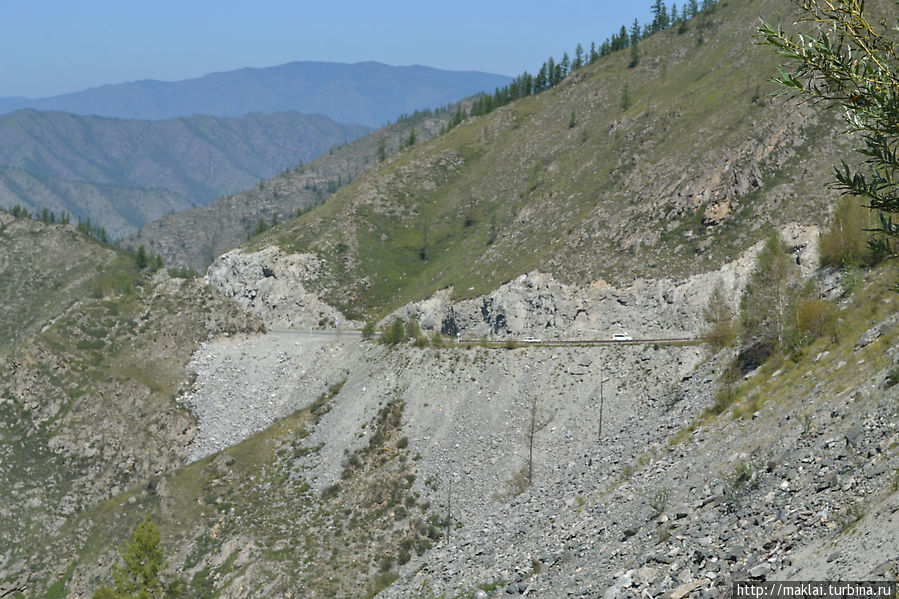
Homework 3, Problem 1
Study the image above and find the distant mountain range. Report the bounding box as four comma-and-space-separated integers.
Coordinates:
0, 61, 512, 127
0, 109, 369, 237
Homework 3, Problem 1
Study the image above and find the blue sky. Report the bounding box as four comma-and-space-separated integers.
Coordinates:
1, 1, 654, 98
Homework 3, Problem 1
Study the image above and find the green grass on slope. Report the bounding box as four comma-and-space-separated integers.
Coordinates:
252, 0, 848, 321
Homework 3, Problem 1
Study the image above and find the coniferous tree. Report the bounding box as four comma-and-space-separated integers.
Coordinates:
687, 0, 699, 17
573, 43, 584, 70
630, 19, 641, 45
93, 517, 181, 599
522, 72, 534, 95
553, 62, 563, 85
651, 0, 666, 32
600, 40, 612, 57
620, 84, 632, 110
508, 79, 520, 100
589, 41, 599, 63
629, 29, 641, 68
135, 245, 148, 269
560, 52, 570, 78
535, 63, 548, 92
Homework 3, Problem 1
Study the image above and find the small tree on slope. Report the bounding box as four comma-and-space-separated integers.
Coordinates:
93, 516, 182, 599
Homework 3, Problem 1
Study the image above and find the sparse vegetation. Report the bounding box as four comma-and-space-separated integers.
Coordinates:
723, 461, 756, 508
837, 501, 866, 533
885, 367, 899, 389
643, 487, 672, 518
703, 285, 738, 350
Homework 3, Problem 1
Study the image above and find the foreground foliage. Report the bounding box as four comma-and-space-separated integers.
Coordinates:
760, 0, 899, 278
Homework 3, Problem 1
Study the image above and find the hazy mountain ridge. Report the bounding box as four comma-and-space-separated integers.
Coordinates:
126, 105, 463, 268
0, 61, 512, 127
0, 109, 369, 237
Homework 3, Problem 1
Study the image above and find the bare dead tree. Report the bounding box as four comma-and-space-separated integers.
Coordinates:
526, 391, 538, 485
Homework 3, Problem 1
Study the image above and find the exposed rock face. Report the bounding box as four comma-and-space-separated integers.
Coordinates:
206, 246, 356, 330
702, 197, 731, 226
391, 224, 819, 340
206, 224, 818, 344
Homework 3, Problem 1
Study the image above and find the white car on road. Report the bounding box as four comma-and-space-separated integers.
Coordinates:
611, 333, 633, 341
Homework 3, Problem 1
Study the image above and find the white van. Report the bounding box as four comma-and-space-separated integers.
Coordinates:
611, 333, 633, 341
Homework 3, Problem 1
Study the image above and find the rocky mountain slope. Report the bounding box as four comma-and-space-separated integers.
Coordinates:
0, 61, 511, 127
130, 0, 852, 281
1, 0, 897, 597
0, 214, 263, 595
0, 109, 368, 238
5, 220, 896, 598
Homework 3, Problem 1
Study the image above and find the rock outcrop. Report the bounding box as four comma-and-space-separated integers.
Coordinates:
206, 245, 357, 330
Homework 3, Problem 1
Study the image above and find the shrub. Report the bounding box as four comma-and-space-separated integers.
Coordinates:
321, 484, 340, 499
643, 487, 671, 518
377, 554, 394, 572
820, 196, 876, 268
724, 461, 756, 507
706, 318, 738, 350
398, 548, 411, 565
430, 330, 443, 347
379, 319, 406, 346
707, 385, 738, 417
795, 299, 839, 343
168, 266, 199, 279
405, 317, 421, 340
885, 367, 899, 389
704, 285, 738, 350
